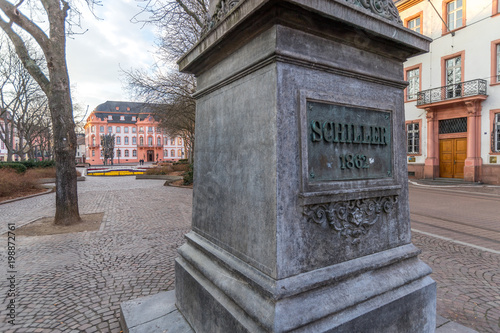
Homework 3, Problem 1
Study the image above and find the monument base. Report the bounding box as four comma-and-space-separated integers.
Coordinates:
172, 232, 436, 333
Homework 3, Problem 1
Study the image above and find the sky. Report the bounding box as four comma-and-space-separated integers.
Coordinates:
66, 0, 159, 119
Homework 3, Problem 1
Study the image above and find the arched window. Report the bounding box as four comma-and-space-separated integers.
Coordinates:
139, 137, 144, 145
148, 136, 153, 146
117, 149, 121, 157
157, 136, 161, 145
124, 136, 129, 145
164, 150, 168, 157
133, 150, 137, 157
125, 150, 129, 157
171, 149, 175, 157
178, 149, 182, 157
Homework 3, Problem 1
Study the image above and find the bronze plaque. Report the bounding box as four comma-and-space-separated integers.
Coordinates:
307, 101, 392, 182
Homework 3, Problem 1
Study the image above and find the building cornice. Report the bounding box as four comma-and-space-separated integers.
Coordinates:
395, 0, 424, 12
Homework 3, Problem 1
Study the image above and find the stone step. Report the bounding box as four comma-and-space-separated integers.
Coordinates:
120, 291, 477, 333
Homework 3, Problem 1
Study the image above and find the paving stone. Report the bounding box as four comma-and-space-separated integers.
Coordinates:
0, 176, 191, 332
1, 176, 496, 332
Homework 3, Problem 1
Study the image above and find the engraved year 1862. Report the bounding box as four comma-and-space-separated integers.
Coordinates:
307, 101, 392, 182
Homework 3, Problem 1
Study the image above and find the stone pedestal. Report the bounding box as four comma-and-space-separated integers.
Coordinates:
176, 0, 435, 332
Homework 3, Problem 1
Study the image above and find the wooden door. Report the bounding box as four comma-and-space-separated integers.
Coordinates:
439, 138, 467, 178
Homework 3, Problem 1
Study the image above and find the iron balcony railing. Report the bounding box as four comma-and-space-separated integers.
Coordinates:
416, 79, 487, 106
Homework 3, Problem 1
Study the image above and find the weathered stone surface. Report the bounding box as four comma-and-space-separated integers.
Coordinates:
119, 291, 194, 333
174, 0, 435, 331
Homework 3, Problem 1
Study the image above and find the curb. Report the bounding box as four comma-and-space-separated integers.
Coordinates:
0, 187, 54, 205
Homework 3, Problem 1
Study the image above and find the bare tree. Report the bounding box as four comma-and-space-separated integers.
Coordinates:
124, 68, 196, 162
124, 0, 208, 163
0, 0, 100, 225
0, 36, 51, 161
133, 0, 208, 62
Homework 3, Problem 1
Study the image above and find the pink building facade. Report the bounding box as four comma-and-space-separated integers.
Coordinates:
84, 101, 186, 165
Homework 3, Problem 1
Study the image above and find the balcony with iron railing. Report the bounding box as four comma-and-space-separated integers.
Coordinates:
417, 79, 487, 106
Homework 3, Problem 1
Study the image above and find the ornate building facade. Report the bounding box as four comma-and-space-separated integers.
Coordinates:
397, 0, 500, 183
84, 101, 185, 165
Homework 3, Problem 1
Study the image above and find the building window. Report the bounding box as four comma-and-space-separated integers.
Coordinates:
139, 137, 144, 145
171, 139, 175, 145
493, 112, 500, 152
407, 67, 420, 101
100, 126, 104, 133
444, 0, 464, 32
132, 116, 136, 121
494, 0, 500, 16
405, 12, 422, 33
178, 138, 182, 145
116, 126, 121, 133
497, 44, 500, 82
115, 107, 119, 111
132, 127, 136, 133
139, 127, 144, 133
164, 137, 168, 145
108, 126, 113, 133
108, 115, 113, 120
492, 40, 500, 85
124, 137, 129, 145
445, 55, 462, 98
406, 122, 420, 155
132, 137, 137, 145
116, 137, 121, 145
178, 149, 182, 157
117, 149, 121, 157
125, 150, 129, 157
120, 116, 125, 120
171, 149, 175, 157
124, 127, 129, 133
133, 150, 137, 157
157, 136, 161, 145
92, 150, 95, 157
164, 150, 168, 157
148, 126, 153, 133
148, 137, 153, 146
91, 126, 95, 133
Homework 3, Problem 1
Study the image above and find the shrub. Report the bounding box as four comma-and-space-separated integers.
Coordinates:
0, 168, 37, 197
172, 164, 189, 172
21, 160, 55, 169
183, 164, 193, 185
144, 166, 174, 175
25, 167, 57, 179
0, 163, 27, 173
174, 159, 189, 165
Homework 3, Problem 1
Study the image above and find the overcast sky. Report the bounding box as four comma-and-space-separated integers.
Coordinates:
66, 0, 159, 119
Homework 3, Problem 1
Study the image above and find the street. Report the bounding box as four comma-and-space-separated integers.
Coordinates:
410, 184, 500, 333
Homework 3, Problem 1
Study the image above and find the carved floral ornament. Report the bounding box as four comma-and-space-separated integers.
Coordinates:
303, 196, 398, 244
346, 0, 403, 24
202, 0, 402, 35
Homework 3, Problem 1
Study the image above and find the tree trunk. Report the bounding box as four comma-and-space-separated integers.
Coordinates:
49, 39, 81, 225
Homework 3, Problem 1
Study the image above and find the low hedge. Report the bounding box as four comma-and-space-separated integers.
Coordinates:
20, 160, 55, 169
0, 163, 27, 173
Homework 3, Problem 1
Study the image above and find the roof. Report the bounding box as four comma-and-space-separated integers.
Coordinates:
94, 101, 159, 114
91, 101, 163, 123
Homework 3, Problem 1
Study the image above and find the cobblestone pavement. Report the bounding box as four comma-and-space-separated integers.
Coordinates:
410, 185, 500, 333
0, 176, 498, 332
0, 176, 192, 332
